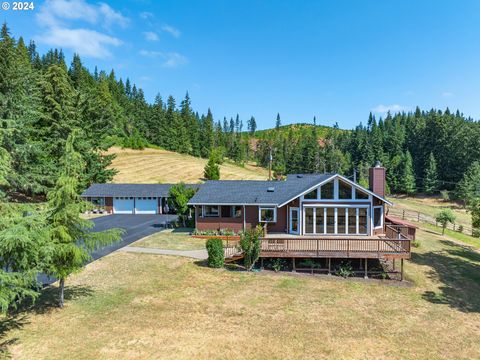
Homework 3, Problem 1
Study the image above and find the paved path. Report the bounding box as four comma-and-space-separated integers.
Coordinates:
119, 246, 208, 260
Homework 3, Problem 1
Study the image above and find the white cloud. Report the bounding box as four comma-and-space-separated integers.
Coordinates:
140, 11, 154, 19
372, 104, 407, 114
442, 92, 454, 98
139, 50, 188, 68
143, 31, 159, 41
163, 52, 187, 67
161, 24, 181, 38
41, 27, 122, 58
35, 0, 128, 59
98, 3, 129, 29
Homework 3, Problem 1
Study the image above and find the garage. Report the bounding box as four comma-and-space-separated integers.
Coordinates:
113, 197, 134, 214
135, 197, 158, 214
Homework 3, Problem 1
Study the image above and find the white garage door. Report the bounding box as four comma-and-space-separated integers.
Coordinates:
113, 197, 134, 214
135, 197, 158, 214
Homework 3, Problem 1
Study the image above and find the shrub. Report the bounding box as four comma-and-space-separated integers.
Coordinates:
473, 228, 480, 238
206, 238, 224, 268
457, 225, 464, 233
240, 226, 263, 271
440, 190, 450, 202
272, 258, 287, 272
412, 238, 420, 248
336, 262, 353, 278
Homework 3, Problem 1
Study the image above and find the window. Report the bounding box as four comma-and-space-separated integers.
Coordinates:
304, 188, 318, 199
355, 188, 369, 200
315, 208, 324, 234
373, 206, 383, 228
198, 206, 204, 218
338, 180, 352, 199
305, 208, 314, 233
91, 197, 105, 206
337, 208, 346, 234
221, 206, 231, 217
348, 209, 357, 234
204, 205, 219, 217
358, 208, 368, 234
259, 207, 276, 223
321, 182, 334, 199
233, 206, 242, 218
326, 207, 335, 233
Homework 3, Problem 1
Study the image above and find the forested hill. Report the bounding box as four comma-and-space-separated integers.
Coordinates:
1, 23, 480, 202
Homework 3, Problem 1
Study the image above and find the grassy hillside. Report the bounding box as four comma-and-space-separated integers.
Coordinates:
107, 147, 269, 183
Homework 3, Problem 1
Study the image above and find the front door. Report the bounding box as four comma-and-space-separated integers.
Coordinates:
289, 207, 299, 234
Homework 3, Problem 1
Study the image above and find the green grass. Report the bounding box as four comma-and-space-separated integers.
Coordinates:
133, 228, 206, 250
2, 223, 480, 359
421, 223, 480, 249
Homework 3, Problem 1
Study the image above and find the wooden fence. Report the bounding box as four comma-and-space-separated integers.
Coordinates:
387, 206, 477, 237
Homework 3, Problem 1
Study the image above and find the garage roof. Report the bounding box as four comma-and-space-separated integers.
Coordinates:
81, 183, 200, 198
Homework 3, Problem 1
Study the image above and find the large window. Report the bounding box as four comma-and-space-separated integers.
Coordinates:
204, 205, 219, 217
358, 208, 368, 234
316, 208, 324, 234
337, 208, 346, 233
303, 206, 370, 235
355, 188, 369, 200
338, 180, 352, 199
305, 188, 318, 199
321, 182, 334, 199
259, 207, 276, 223
305, 208, 314, 233
373, 206, 383, 228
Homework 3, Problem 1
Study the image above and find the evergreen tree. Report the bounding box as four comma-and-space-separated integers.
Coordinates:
275, 113, 281, 129
45, 131, 123, 307
204, 153, 220, 180
200, 109, 214, 157
400, 151, 417, 195
248, 116, 257, 135
456, 161, 480, 206
423, 152, 439, 194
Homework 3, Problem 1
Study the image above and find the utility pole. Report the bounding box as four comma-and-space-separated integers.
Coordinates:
353, 168, 357, 183
268, 147, 273, 180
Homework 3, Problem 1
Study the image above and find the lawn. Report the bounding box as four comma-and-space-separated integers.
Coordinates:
388, 195, 472, 227
107, 146, 269, 183
133, 228, 206, 250
2, 226, 480, 359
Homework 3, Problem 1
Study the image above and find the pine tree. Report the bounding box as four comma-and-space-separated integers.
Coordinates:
204, 153, 220, 180
248, 116, 257, 135
400, 151, 417, 195
45, 131, 123, 307
423, 152, 439, 194
275, 113, 281, 130
200, 108, 214, 157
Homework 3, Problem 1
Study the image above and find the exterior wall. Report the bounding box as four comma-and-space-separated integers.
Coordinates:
265, 205, 288, 233
195, 205, 246, 233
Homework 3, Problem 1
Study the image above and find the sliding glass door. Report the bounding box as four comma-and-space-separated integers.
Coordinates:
303, 206, 369, 235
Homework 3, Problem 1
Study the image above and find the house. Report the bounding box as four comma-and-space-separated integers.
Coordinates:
188, 164, 391, 237
81, 183, 199, 214
188, 163, 411, 278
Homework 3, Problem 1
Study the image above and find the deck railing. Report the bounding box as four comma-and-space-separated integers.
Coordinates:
223, 227, 411, 259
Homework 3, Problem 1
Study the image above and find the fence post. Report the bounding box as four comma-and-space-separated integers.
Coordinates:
453, 223, 456, 231
417, 212, 420, 222
402, 210, 405, 220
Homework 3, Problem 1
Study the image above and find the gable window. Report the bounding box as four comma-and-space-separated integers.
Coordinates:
320, 182, 334, 199
373, 206, 383, 228
259, 207, 276, 223
204, 205, 219, 217
338, 180, 352, 199
304, 188, 318, 199
355, 188, 369, 200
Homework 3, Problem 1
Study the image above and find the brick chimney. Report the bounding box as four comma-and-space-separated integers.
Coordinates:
369, 161, 386, 198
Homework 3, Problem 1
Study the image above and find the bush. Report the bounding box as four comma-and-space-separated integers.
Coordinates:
272, 258, 287, 272
473, 228, 480, 238
336, 262, 353, 278
240, 226, 263, 271
206, 238, 224, 268
412, 238, 420, 248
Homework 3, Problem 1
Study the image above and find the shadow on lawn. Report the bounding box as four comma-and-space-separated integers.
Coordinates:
0, 285, 93, 355
411, 240, 480, 313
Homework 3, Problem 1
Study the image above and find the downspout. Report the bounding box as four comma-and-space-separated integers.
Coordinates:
243, 204, 246, 232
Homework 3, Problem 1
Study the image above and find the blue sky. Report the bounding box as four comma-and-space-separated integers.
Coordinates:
3, 0, 480, 129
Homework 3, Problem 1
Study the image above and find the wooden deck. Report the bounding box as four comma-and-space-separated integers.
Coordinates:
223, 225, 411, 260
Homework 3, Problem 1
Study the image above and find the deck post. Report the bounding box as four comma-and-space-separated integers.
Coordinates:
292, 258, 296, 273
364, 258, 368, 279
328, 258, 331, 275
400, 259, 404, 281
260, 257, 264, 270
393, 258, 396, 271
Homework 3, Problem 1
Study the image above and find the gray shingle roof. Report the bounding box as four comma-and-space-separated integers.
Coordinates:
187, 174, 335, 206
81, 183, 200, 198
